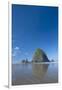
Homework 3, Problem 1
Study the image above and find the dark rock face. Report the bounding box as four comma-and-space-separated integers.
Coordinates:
32, 48, 49, 62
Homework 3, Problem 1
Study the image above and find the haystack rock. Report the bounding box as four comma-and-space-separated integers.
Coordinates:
32, 48, 49, 62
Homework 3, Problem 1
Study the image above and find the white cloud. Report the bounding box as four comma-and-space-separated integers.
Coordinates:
12, 46, 21, 57
14, 46, 19, 50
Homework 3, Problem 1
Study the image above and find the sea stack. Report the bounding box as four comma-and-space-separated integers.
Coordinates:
32, 48, 49, 62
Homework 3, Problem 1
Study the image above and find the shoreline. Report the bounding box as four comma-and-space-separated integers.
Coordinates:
12, 62, 58, 65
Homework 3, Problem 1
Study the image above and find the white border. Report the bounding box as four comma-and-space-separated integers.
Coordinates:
8, 0, 61, 88
9, 0, 59, 7
8, 1, 12, 88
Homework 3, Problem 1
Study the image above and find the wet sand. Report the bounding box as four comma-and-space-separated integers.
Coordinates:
12, 63, 58, 85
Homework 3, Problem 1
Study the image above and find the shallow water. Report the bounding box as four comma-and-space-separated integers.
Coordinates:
12, 63, 58, 85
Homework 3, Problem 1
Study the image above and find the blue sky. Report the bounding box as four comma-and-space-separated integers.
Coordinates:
12, 4, 58, 63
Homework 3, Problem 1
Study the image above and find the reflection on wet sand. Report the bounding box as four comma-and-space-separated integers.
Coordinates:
32, 64, 49, 79
12, 63, 58, 85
